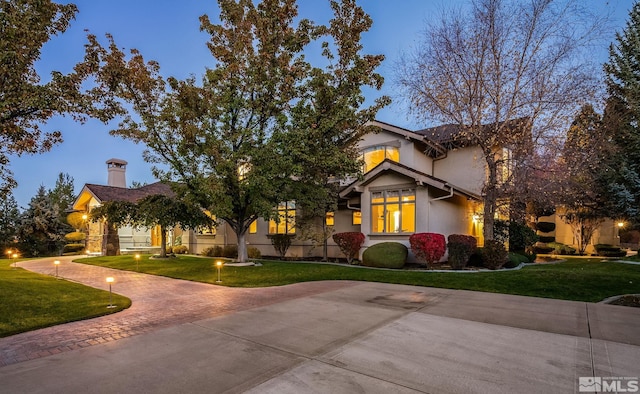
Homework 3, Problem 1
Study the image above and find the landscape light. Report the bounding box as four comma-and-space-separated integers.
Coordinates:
106, 277, 116, 308
216, 260, 223, 283
54, 260, 60, 278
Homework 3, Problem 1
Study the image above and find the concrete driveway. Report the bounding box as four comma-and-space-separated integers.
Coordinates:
1, 257, 639, 393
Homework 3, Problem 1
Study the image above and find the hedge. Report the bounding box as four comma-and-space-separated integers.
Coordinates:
362, 242, 407, 269
536, 221, 556, 233
332, 232, 365, 264
409, 233, 446, 268
447, 234, 477, 270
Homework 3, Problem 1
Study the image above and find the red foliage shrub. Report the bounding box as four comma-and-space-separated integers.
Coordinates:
409, 233, 446, 268
332, 232, 365, 264
447, 234, 477, 270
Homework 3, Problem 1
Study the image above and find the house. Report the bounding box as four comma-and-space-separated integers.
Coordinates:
75, 121, 621, 259
72, 159, 176, 255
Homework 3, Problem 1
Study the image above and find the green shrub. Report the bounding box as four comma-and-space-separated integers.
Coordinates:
505, 252, 529, 268
594, 244, 626, 257
247, 247, 261, 259
222, 245, 238, 258
536, 221, 556, 233
64, 232, 86, 243
269, 234, 294, 259
533, 244, 554, 254
524, 251, 537, 263
509, 222, 538, 252
201, 246, 223, 257
467, 248, 485, 267
480, 240, 508, 270
173, 245, 188, 254
362, 242, 407, 269
547, 242, 576, 255
447, 234, 477, 270
62, 243, 85, 254
539, 236, 555, 243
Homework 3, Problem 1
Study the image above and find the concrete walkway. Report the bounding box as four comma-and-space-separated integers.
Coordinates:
1, 257, 639, 393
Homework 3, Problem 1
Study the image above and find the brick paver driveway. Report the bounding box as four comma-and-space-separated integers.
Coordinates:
1, 256, 356, 367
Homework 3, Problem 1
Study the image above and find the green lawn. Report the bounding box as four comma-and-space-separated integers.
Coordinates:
0, 258, 131, 338
75, 255, 640, 303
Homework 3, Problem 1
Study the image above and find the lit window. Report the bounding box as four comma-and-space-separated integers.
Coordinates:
325, 212, 335, 226
371, 189, 415, 233
269, 201, 296, 234
198, 211, 216, 235
249, 220, 257, 234
353, 211, 362, 225
361, 146, 400, 173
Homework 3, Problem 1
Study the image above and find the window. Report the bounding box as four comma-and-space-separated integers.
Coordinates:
269, 201, 296, 234
198, 212, 216, 235
325, 212, 334, 226
371, 189, 415, 233
249, 220, 257, 234
361, 145, 400, 173
352, 211, 362, 225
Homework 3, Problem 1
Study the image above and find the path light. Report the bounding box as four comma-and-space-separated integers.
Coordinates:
135, 254, 141, 271
106, 277, 116, 309
11, 252, 18, 269
216, 260, 223, 283
54, 260, 60, 279
618, 221, 625, 228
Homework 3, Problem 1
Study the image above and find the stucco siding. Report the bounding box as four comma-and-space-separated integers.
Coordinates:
434, 146, 485, 194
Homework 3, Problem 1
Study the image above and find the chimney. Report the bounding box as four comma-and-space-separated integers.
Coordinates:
106, 158, 127, 188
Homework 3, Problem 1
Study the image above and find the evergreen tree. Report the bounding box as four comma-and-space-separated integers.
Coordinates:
0, 193, 20, 252
48, 173, 75, 223
17, 186, 68, 256
602, 1, 640, 222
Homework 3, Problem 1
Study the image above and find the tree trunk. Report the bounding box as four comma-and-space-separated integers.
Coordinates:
236, 230, 247, 263
102, 222, 120, 256
483, 157, 499, 242
159, 225, 167, 258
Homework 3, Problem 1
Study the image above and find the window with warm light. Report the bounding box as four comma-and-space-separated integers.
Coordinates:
371, 189, 415, 233
198, 211, 216, 235
269, 201, 296, 234
361, 145, 400, 173
249, 220, 258, 234
352, 211, 362, 225
325, 212, 335, 226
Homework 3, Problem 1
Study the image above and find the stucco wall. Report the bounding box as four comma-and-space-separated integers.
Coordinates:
433, 146, 485, 194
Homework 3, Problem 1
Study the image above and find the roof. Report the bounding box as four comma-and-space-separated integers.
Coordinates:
339, 159, 481, 201
72, 181, 175, 210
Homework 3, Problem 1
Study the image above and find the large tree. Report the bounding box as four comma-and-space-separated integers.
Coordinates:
285, 0, 389, 260
0, 192, 20, 252
17, 185, 68, 256
602, 1, 640, 223
397, 0, 605, 241
0, 0, 118, 198
559, 105, 611, 254
90, 0, 388, 263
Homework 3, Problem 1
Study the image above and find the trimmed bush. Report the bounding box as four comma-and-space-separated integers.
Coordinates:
524, 251, 537, 263
547, 242, 576, 255
222, 245, 238, 258
506, 252, 529, 268
467, 249, 485, 267
538, 236, 556, 243
362, 242, 407, 269
62, 243, 85, 254
409, 233, 446, 268
173, 245, 188, 254
247, 247, 261, 259
64, 231, 86, 243
447, 234, 477, 270
536, 221, 556, 233
594, 244, 626, 257
269, 234, 294, 259
480, 240, 508, 270
509, 222, 538, 252
201, 246, 223, 257
332, 232, 365, 264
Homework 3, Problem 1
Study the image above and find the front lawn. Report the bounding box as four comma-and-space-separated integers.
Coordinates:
75, 255, 640, 303
0, 258, 131, 338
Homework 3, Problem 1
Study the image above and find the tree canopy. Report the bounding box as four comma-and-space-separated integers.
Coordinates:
90, 0, 388, 262
396, 0, 606, 240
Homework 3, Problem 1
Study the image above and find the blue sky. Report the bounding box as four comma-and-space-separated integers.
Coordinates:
9, 0, 634, 208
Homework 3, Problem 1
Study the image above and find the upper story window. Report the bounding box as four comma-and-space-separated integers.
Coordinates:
361, 145, 400, 173
371, 189, 415, 234
269, 201, 296, 234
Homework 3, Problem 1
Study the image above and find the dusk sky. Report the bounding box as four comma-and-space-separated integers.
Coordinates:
8, 0, 634, 208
